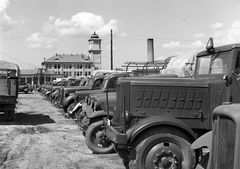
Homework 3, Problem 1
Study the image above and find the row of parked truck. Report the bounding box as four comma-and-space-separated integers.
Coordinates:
14, 37, 240, 169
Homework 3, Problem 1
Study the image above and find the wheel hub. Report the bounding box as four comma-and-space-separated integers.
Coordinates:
153, 150, 179, 169
145, 142, 183, 169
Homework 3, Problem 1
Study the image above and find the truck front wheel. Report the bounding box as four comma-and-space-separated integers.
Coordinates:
85, 120, 115, 154
129, 134, 195, 169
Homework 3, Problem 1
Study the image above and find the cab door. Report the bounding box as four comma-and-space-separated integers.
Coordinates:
230, 51, 240, 103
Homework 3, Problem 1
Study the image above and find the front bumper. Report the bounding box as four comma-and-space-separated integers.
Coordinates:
105, 121, 127, 145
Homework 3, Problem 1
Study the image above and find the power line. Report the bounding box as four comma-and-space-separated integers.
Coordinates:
0, 33, 195, 43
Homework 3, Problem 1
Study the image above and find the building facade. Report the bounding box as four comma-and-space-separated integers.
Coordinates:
42, 53, 94, 78
20, 32, 102, 85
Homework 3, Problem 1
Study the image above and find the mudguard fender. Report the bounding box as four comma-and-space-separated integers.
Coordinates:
191, 131, 212, 150
87, 110, 114, 119
71, 100, 86, 114
127, 115, 197, 143
191, 131, 212, 169
62, 95, 75, 107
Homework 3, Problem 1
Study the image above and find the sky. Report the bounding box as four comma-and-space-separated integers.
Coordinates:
1, 0, 240, 70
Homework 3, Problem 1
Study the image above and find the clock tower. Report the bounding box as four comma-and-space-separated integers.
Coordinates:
88, 32, 102, 70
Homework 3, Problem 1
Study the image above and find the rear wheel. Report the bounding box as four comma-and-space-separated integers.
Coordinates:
85, 120, 115, 154
129, 134, 195, 169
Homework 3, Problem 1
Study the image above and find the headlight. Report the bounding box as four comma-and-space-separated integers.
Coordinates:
122, 110, 132, 124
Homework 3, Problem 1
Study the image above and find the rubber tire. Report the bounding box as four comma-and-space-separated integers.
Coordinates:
85, 120, 115, 154
129, 133, 196, 169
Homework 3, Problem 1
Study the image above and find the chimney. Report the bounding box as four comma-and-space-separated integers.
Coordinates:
147, 38, 154, 62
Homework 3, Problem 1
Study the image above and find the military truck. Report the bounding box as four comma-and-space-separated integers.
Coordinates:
192, 103, 240, 169
0, 60, 20, 121
104, 38, 240, 169
78, 74, 178, 154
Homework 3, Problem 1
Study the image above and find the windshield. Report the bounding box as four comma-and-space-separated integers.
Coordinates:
196, 52, 229, 75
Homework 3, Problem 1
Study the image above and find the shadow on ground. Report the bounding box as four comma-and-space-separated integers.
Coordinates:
0, 112, 55, 125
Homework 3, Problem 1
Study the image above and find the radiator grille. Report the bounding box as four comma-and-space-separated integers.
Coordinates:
211, 116, 235, 169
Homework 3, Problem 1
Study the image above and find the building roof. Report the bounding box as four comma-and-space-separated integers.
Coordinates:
42, 53, 92, 64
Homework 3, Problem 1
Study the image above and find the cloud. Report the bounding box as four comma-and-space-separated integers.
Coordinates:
0, 0, 24, 33
226, 21, 240, 44
194, 33, 205, 38
210, 22, 223, 30
162, 40, 204, 49
42, 12, 123, 36
162, 42, 182, 49
211, 20, 240, 45
27, 12, 124, 49
26, 33, 58, 49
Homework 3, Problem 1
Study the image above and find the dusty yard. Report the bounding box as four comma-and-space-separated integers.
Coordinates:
0, 92, 124, 169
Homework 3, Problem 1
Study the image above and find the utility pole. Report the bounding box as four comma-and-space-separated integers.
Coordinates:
110, 29, 113, 70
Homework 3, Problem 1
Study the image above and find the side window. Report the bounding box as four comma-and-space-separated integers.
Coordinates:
108, 78, 117, 89
93, 79, 102, 88
235, 53, 240, 74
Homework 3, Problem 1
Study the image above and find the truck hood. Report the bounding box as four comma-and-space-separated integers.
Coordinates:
129, 77, 211, 88
75, 89, 102, 95
64, 86, 91, 92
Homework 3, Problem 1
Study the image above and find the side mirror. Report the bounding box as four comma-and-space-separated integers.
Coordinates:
206, 37, 214, 52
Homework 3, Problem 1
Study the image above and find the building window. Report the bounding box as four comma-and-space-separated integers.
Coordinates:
27, 78, 31, 84
80, 72, 82, 76
69, 72, 72, 76
58, 64, 60, 69
54, 64, 57, 69
69, 64, 72, 69
80, 64, 82, 69
88, 71, 91, 76
74, 72, 76, 77
77, 72, 79, 76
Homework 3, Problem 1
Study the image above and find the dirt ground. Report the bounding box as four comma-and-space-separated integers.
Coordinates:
0, 92, 125, 169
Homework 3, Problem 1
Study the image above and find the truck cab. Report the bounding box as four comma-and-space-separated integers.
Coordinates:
105, 38, 240, 169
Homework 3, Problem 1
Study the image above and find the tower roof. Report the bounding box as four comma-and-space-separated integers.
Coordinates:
91, 32, 99, 39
